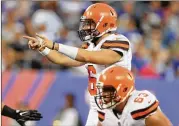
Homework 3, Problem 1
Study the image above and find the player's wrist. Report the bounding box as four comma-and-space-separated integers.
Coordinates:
39, 47, 51, 56
1, 105, 17, 119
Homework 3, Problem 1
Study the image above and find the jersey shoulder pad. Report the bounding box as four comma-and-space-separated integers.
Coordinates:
101, 34, 130, 51
129, 90, 159, 120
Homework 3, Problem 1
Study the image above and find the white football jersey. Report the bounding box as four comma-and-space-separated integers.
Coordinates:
85, 33, 132, 72
98, 90, 159, 126
82, 33, 132, 109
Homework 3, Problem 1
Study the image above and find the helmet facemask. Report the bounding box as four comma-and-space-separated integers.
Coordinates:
78, 19, 100, 42
95, 85, 120, 110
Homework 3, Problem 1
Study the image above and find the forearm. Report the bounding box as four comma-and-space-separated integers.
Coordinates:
45, 50, 84, 67
54, 43, 121, 65
76, 49, 118, 64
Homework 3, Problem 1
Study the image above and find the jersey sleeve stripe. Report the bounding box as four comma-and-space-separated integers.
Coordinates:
105, 40, 129, 45
131, 101, 159, 120
101, 42, 129, 51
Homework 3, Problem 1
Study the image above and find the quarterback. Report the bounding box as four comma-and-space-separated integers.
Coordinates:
23, 3, 132, 125
95, 66, 172, 126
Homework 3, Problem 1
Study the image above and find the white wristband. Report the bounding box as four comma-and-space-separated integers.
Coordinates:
58, 44, 78, 60
39, 47, 51, 56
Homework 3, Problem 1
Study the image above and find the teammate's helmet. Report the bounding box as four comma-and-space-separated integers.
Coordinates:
95, 66, 135, 109
78, 3, 117, 41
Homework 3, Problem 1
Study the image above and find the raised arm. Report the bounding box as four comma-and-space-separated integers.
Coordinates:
57, 47, 121, 65
23, 34, 122, 66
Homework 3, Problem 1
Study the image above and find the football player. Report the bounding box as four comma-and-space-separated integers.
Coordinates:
1, 103, 42, 126
23, 3, 132, 126
95, 66, 172, 126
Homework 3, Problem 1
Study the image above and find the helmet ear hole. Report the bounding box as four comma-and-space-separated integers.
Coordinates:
103, 23, 108, 27
123, 87, 128, 92
110, 70, 114, 73
110, 23, 114, 27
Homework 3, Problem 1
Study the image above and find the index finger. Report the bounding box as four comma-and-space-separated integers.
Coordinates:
23, 36, 37, 41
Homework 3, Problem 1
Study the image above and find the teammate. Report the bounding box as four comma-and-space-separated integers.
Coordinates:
23, 3, 132, 126
95, 66, 172, 126
1, 103, 42, 126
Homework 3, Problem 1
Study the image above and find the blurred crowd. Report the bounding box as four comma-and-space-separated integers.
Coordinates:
2, 1, 179, 79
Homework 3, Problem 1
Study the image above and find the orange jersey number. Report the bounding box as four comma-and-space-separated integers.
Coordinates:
134, 93, 149, 103
87, 65, 97, 96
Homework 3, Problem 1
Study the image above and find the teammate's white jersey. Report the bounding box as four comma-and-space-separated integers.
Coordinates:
98, 90, 159, 126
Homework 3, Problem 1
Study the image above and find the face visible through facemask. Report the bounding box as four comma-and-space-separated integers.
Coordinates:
95, 86, 119, 110
81, 20, 96, 30
78, 19, 99, 41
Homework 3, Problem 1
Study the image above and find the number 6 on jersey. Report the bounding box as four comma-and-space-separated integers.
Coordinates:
87, 65, 97, 95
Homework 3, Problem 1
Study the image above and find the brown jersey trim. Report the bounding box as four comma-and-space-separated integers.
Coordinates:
101, 41, 129, 51
104, 40, 129, 45
98, 111, 105, 122
131, 101, 159, 120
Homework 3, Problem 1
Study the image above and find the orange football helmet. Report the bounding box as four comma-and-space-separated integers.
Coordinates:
78, 3, 117, 41
95, 66, 135, 109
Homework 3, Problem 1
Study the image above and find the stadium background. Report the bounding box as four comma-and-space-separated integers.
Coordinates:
2, 1, 179, 126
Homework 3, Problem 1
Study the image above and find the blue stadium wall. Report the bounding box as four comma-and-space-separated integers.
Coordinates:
2, 70, 179, 126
